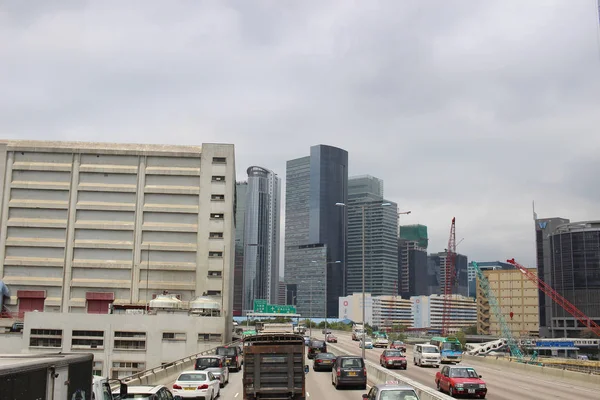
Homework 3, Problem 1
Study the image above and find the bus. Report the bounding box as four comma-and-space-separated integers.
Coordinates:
430, 336, 463, 363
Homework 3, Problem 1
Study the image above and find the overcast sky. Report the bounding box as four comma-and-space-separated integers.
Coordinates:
2, 1, 600, 270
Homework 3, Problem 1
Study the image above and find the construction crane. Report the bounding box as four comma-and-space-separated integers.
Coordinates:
441, 217, 457, 336
507, 259, 600, 337
472, 262, 523, 359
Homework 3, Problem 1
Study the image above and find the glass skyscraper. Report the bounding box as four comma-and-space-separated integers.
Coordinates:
346, 175, 399, 297
242, 166, 281, 312
284, 145, 348, 318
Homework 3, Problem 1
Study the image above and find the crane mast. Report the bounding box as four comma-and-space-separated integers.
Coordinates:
441, 217, 457, 336
506, 259, 600, 337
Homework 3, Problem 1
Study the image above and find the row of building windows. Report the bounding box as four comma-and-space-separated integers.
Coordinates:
29, 329, 223, 349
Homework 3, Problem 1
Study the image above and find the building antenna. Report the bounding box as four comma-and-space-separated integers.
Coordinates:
532, 201, 537, 221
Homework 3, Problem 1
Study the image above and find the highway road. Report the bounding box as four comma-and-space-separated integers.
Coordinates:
166, 354, 367, 399
330, 330, 598, 400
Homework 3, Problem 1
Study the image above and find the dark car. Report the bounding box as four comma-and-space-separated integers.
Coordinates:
313, 352, 336, 371
332, 356, 367, 389
216, 345, 242, 372
307, 339, 327, 359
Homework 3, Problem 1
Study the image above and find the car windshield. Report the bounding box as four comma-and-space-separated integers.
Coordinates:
393, 341, 404, 345
341, 358, 362, 368
178, 373, 207, 381
422, 347, 438, 353
442, 342, 462, 352
386, 351, 403, 357
449, 368, 479, 378
379, 390, 419, 400
216, 347, 236, 356
196, 358, 220, 368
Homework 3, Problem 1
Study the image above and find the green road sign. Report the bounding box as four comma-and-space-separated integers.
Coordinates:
253, 300, 296, 314
253, 299, 268, 313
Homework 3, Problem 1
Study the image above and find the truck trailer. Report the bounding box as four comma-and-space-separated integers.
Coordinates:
243, 330, 308, 400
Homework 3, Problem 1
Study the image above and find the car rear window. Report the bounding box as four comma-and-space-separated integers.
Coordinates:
216, 347, 236, 356
196, 358, 220, 368
341, 358, 363, 368
316, 353, 336, 359
178, 373, 207, 381
311, 340, 325, 347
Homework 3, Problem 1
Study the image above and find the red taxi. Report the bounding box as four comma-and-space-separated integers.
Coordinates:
435, 365, 487, 398
389, 340, 407, 352
379, 349, 407, 370
326, 334, 338, 343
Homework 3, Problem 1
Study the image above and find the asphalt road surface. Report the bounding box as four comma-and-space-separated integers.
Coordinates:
330, 330, 598, 400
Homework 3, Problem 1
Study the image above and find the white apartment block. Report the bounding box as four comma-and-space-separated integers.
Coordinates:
339, 293, 411, 328
411, 294, 477, 333
0, 140, 235, 338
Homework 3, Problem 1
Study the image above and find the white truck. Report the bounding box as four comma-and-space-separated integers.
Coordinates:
352, 324, 365, 341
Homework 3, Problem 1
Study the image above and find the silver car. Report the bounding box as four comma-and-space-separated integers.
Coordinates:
194, 355, 230, 387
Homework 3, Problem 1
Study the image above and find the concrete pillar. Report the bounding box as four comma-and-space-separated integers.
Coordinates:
62, 153, 80, 312
0, 149, 12, 279
132, 156, 147, 303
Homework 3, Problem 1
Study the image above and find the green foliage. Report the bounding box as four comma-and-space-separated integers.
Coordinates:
462, 325, 478, 335
580, 328, 599, 339
455, 331, 467, 347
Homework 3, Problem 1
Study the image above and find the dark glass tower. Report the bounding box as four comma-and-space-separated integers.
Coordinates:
284, 145, 348, 318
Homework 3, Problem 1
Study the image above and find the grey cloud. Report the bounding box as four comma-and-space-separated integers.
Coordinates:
2, 0, 600, 267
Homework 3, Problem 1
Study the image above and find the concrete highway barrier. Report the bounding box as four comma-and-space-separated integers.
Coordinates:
121, 340, 241, 387
327, 343, 453, 400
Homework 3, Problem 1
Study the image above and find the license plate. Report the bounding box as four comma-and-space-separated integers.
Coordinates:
348, 371, 357, 376
468, 389, 475, 394
185, 387, 196, 391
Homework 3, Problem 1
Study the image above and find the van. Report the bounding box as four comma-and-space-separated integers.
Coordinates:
413, 343, 441, 368
92, 376, 115, 400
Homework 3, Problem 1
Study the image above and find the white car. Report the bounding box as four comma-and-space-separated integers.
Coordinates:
172, 370, 221, 399
374, 337, 389, 348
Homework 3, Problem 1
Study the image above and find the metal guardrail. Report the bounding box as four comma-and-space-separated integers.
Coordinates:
119, 339, 242, 385
496, 355, 600, 376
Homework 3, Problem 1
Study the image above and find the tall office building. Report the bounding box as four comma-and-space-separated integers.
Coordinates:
428, 252, 469, 298
398, 238, 428, 297
242, 166, 281, 312
233, 182, 248, 316
546, 221, 600, 338
284, 145, 348, 318
346, 175, 398, 297
534, 216, 569, 337
398, 225, 428, 297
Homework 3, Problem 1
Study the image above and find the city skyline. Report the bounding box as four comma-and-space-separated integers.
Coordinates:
4, 1, 600, 271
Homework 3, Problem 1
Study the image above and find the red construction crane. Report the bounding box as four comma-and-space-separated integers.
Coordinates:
441, 217, 457, 336
507, 258, 600, 337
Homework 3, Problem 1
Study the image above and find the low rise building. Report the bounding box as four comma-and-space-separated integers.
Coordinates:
411, 294, 477, 333
338, 293, 411, 328
477, 268, 539, 337
0, 309, 228, 379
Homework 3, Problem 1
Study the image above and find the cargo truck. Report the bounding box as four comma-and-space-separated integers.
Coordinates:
243, 328, 309, 400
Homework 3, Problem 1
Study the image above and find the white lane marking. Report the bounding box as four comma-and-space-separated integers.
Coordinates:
234, 393, 239, 397
307, 392, 310, 397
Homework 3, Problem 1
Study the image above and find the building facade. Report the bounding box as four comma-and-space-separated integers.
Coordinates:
477, 268, 539, 337
284, 145, 348, 318
428, 252, 469, 298
338, 293, 411, 328
277, 281, 286, 305
547, 221, 600, 338
0, 140, 236, 335
346, 175, 398, 297
242, 166, 281, 312
398, 237, 428, 297
0, 311, 229, 379
233, 182, 248, 316
468, 261, 513, 298
534, 216, 570, 337
411, 294, 477, 333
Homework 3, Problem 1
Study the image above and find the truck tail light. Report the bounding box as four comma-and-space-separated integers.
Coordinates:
363, 367, 367, 376
173, 384, 182, 390
198, 384, 209, 390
